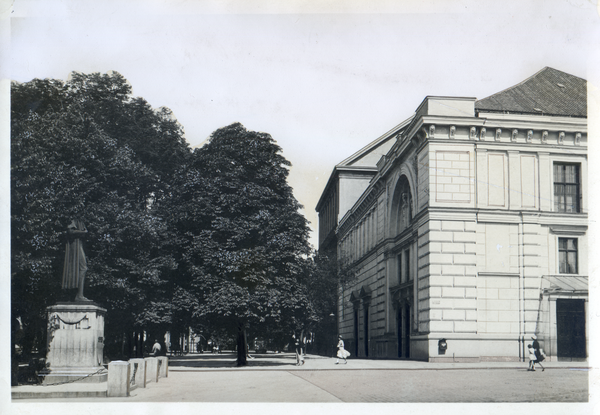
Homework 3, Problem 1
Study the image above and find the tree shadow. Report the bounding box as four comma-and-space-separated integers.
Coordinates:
167, 353, 296, 368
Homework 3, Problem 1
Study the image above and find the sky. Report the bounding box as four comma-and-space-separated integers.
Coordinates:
2, 1, 600, 414
6, 0, 600, 249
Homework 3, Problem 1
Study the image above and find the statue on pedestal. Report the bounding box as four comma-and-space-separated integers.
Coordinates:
61, 219, 90, 302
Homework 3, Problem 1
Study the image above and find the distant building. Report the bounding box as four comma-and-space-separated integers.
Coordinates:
316, 67, 588, 362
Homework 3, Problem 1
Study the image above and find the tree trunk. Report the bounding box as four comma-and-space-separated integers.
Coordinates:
236, 320, 248, 367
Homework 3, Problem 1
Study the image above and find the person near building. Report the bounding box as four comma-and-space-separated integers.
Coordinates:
531, 335, 545, 371
527, 344, 537, 371
335, 335, 350, 364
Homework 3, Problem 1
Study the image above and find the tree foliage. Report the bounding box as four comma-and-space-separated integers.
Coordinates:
11, 72, 190, 361
11, 73, 322, 370
170, 123, 316, 365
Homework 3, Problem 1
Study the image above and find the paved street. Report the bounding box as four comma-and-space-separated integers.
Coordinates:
11, 353, 590, 403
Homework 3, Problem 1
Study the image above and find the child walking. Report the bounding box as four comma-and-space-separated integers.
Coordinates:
527, 344, 537, 371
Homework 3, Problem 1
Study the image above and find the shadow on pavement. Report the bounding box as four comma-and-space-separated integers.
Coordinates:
167, 353, 297, 368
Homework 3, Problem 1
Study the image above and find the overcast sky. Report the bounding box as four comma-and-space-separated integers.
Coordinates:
7, 0, 600, 248
2, 2, 600, 414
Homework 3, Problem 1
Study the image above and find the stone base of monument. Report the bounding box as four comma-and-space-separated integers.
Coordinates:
41, 302, 108, 385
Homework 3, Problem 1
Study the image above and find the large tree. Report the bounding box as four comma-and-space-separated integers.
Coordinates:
12, 73, 319, 374
171, 123, 315, 365
11, 72, 190, 366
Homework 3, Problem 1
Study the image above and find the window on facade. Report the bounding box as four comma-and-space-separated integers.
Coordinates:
397, 254, 403, 283
405, 248, 412, 281
558, 238, 578, 274
397, 176, 413, 233
554, 163, 581, 213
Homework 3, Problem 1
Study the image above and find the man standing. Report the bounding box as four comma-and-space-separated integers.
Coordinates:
151, 340, 162, 356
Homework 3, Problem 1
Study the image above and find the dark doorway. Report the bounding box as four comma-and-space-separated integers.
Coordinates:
397, 307, 403, 358
556, 299, 586, 359
404, 304, 411, 358
363, 305, 369, 357
353, 309, 359, 357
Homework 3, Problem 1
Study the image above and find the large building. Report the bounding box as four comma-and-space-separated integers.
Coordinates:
316, 67, 588, 362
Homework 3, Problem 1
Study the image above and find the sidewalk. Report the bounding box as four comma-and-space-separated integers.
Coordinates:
166, 352, 590, 371
11, 353, 591, 400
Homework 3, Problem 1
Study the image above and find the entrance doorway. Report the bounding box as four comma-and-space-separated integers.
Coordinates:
396, 304, 411, 358
353, 309, 359, 357
556, 299, 586, 359
363, 305, 369, 357
404, 303, 410, 358
397, 308, 402, 358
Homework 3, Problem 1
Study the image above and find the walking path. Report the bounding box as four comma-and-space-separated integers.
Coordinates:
11, 352, 590, 401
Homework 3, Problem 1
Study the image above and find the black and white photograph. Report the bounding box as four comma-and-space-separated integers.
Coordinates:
2, 1, 598, 414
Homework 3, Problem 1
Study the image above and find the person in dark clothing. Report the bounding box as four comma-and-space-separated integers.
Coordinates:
531, 335, 545, 371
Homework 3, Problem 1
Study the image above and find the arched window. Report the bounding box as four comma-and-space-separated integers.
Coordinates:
397, 176, 412, 233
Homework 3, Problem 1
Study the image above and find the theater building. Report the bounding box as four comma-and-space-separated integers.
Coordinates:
316, 67, 588, 362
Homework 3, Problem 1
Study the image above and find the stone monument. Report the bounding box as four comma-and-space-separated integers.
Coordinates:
41, 219, 108, 384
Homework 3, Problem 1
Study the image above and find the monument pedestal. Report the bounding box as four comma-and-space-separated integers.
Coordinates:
41, 302, 108, 384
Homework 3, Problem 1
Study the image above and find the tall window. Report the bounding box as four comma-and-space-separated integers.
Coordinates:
405, 248, 412, 281
554, 163, 581, 213
559, 238, 578, 274
397, 176, 412, 233
397, 254, 403, 283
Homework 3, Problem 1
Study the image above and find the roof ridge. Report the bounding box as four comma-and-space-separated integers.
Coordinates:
475, 67, 586, 117
476, 67, 550, 103
337, 115, 414, 167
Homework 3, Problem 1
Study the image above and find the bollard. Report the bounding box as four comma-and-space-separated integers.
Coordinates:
146, 357, 159, 383
107, 361, 130, 397
129, 358, 147, 389
158, 356, 168, 378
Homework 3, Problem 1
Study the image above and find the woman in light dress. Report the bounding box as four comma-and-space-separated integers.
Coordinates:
335, 335, 350, 364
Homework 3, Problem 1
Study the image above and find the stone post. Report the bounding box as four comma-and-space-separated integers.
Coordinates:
129, 358, 147, 389
158, 356, 168, 378
107, 361, 130, 397
146, 357, 159, 383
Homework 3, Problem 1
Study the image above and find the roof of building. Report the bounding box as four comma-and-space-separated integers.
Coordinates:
475, 67, 586, 117
336, 115, 414, 167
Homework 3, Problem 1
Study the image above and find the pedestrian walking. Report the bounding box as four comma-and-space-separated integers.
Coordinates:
293, 333, 305, 366
335, 335, 350, 364
531, 335, 545, 371
527, 344, 537, 371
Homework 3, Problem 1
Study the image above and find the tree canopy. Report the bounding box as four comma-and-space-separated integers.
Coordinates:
169, 123, 316, 365
11, 72, 324, 371
11, 72, 190, 360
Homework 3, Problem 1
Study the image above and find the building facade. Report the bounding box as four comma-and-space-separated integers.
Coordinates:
317, 67, 588, 362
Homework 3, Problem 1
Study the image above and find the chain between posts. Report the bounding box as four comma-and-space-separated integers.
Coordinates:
38, 367, 107, 387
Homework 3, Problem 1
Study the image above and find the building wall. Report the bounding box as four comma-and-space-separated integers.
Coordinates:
334, 101, 587, 362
